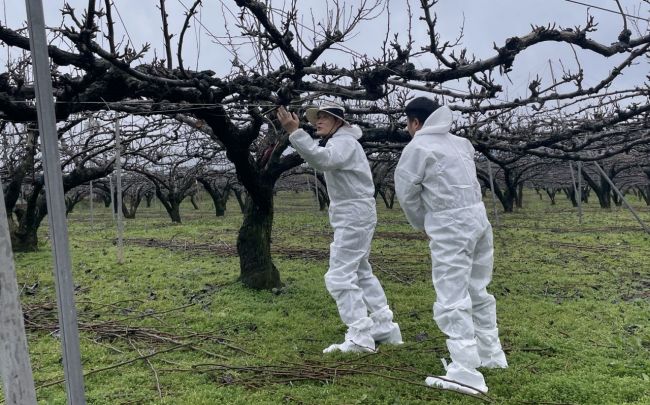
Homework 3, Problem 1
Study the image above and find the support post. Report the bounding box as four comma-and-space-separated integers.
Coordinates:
569, 161, 581, 223
0, 187, 37, 405
24, 0, 86, 402
114, 117, 124, 264
577, 161, 583, 224
109, 174, 115, 221
89, 180, 94, 229
313, 168, 319, 209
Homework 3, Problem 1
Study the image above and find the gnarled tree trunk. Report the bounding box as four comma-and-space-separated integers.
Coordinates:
122, 192, 143, 219
190, 194, 200, 210
545, 188, 557, 205
515, 183, 524, 208
11, 165, 112, 251
638, 186, 649, 206
232, 188, 247, 213
10, 184, 45, 252
582, 169, 612, 209
237, 190, 281, 289
197, 177, 230, 217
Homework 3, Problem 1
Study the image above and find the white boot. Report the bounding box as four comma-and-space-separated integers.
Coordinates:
323, 317, 376, 354
425, 362, 488, 395
425, 339, 488, 394
370, 306, 403, 345
476, 327, 508, 368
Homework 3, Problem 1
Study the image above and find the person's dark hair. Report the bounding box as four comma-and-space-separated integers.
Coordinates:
405, 97, 440, 124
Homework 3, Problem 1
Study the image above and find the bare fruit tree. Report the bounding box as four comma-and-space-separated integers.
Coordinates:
1, 0, 649, 288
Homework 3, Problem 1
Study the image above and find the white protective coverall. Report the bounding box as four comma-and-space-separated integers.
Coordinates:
394, 105, 507, 394
289, 125, 402, 353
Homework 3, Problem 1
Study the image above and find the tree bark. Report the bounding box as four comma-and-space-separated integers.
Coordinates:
65, 193, 85, 214
237, 192, 281, 290
581, 170, 612, 208
232, 188, 247, 213
501, 179, 517, 213
122, 193, 142, 219
595, 178, 612, 209
378, 189, 390, 209
168, 201, 181, 223
10, 185, 45, 252
315, 173, 329, 211
612, 189, 623, 206
102, 192, 112, 207
154, 186, 183, 223
145, 191, 154, 208
316, 186, 329, 211
639, 186, 649, 206
196, 177, 230, 217
563, 187, 578, 207
387, 188, 396, 209
190, 194, 199, 210
515, 183, 524, 208
502, 193, 515, 212
545, 188, 557, 205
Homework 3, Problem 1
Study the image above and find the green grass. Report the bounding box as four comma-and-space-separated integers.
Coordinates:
3, 190, 650, 404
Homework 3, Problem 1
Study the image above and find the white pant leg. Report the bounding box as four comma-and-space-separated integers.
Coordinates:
469, 223, 497, 330
325, 241, 368, 326
325, 204, 372, 327
354, 214, 389, 313
428, 215, 475, 341
469, 220, 507, 367
425, 211, 487, 389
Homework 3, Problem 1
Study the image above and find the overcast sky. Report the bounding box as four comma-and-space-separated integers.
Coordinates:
2, 0, 648, 102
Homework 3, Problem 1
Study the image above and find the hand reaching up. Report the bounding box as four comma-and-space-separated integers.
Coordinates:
276, 106, 300, 133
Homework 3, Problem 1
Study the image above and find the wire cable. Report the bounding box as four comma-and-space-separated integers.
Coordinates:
111, 0, 135, 48
561, 0, 650, 22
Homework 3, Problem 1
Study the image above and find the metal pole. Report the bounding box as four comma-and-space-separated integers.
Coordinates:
24, 0, 86, 403
89, 180, 94, 229
593, 162, 649, 234
109, 174, 115, 221
0, 187, 37, 405
487, 159, 500, 226
114, 117, 124, 264
577, 161, 583, 224
313, 168, 319, 208
568, 161, 580, 214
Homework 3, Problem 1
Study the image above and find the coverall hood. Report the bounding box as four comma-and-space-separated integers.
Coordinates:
417, 105, 453, 136
334, 124, 363, 140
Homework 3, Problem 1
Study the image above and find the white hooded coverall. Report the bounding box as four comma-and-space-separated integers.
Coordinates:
289, 125, 400, 352
394, 105, 506, 393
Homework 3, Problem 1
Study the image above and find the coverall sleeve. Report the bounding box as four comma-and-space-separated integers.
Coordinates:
288, 129, 353, 171
394, 144, 427, 231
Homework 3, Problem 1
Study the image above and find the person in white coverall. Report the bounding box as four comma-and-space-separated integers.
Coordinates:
394, 97, 507, 394
277, 103, 402, 354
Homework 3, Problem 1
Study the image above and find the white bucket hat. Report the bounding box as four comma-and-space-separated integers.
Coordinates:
305, 102, 350, 126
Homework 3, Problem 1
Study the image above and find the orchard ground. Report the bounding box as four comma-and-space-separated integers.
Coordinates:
4, 190, 650, 404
